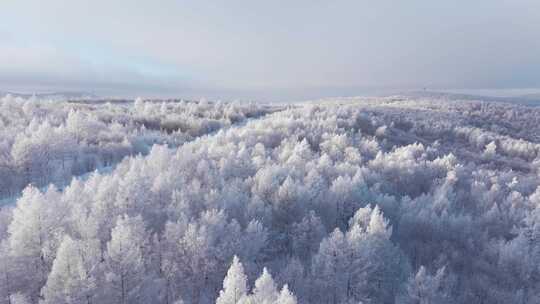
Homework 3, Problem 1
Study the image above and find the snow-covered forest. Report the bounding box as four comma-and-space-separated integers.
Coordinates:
1, 95, 540, 304
0, 95, 270, 200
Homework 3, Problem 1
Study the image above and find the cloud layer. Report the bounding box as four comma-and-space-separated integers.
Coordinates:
1, 0, 540, 100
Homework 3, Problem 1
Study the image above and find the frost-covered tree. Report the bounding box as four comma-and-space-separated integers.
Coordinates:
404, 266, 448, 304
276, 285, 297, 304
311, 228, 348, 304
7, 186, 68, 300
312, 205, 408, 304
251, 268, 278, 304
216, 256, 248, 304
104, 215, 148, 304
40, 236, 100, 304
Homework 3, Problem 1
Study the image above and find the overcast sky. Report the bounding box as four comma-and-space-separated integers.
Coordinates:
1, 0, 540, 101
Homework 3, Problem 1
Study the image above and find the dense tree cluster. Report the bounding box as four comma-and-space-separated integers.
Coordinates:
0, 95, 269, 199
1, 97, 539, 303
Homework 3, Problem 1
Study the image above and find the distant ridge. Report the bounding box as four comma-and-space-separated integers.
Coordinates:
399, 90, 540, 106
0, 90, 99, 100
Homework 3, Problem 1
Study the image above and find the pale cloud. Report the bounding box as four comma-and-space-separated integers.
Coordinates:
1, 0, 540, 99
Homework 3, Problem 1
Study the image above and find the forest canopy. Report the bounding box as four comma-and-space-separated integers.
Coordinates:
1, 96, 539, 304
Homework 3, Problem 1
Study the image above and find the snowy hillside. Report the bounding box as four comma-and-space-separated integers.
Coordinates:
1, 96, 539, 304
